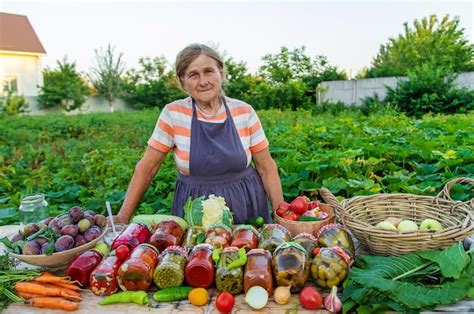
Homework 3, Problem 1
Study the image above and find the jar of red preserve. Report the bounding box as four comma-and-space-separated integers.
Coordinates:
231, 225, 259, 252
150, 220, 184, 252
65, 249, 103, 287
117, 243, 159, 291
90, 255, 122, 296
185, 243, 215, 288
111, 223, 152, 250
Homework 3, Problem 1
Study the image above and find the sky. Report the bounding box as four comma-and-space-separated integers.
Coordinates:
2, 0, 473, 78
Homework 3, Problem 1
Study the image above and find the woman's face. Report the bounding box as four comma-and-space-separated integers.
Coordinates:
182, 54, 223, 105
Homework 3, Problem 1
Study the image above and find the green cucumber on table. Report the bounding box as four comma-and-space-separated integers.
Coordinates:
153, 286, 193, 302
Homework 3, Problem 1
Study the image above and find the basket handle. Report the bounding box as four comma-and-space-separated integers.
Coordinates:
319, 188, 345, 215
435, 177, 474, 213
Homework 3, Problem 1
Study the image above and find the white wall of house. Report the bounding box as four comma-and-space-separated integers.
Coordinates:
1, 53, 43, 96
320, 72, 474, 106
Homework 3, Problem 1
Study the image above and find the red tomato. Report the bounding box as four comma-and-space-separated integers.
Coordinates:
278, 201, 291, 211
299, 287, 322, 310
115, 244, 131, 261
308, 200, 320, 210
276, 207, 286, 217
215, 292, 235, 313
282, 211, 298, 221
290, 196, 308, 215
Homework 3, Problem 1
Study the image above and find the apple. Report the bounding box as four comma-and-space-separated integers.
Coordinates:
375, 221, 398, 231
385, 217, 403, 227
420, 218, 443, 232
397, 220, 418, 232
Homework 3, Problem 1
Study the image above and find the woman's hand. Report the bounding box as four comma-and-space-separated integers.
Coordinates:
110, 213, 129, 224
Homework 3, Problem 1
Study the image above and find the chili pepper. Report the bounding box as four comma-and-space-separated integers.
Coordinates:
212, 248, 222, 266
98, 291, 150, 306
226, 247, 247, 270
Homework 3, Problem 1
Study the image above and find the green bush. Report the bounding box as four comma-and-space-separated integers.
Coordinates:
384, 63, 474, 117
0, 92, 28, 116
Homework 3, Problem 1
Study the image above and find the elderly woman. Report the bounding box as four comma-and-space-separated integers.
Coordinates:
114, 44, 283, 224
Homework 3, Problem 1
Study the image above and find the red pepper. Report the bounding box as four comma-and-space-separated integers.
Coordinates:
290, 196, 309, 215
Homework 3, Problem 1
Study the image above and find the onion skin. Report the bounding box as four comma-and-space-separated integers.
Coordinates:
273, 285, 291, 305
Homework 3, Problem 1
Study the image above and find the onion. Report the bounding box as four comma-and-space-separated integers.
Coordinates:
273, 285, 292, 305
245, 286, 268, 309
324, 286, 342, 313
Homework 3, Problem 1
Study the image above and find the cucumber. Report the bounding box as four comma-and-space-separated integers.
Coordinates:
246, 216, 265, 228
297, 216, 320, 222
153, 286, 193, 302
131, 214, 188, 231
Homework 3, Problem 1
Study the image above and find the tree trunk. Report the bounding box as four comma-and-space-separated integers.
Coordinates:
108, 99, 114, 113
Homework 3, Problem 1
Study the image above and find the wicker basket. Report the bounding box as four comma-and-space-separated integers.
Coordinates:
273, 203, 336, 237
320, 177, 474, 256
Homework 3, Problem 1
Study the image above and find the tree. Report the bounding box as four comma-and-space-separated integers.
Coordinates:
38, 57, 89, 111
365, 14, 474, 78
0, 92, 29, 116
88, 44, 126, 112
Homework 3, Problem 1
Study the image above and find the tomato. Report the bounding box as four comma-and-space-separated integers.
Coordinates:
278, 201, 291, 211
115, 244, 131, 261
215, 291, 235, 313
276, 207, 286, 216
282, 211, 298, 221
299, 287, 322, 310
290, 196, 308, 215
308, 200, 320, 210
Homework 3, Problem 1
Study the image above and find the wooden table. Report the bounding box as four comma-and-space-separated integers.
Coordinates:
1, 225, 473, 313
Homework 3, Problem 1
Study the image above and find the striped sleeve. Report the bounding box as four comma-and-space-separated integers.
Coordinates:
147, 106, 174, 153
248, 107, 269, 153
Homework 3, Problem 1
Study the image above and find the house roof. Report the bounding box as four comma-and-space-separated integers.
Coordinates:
0, 12, 46, 54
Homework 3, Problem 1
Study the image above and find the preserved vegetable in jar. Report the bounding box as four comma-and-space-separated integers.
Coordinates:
153, 246, 187, 289
272, 242, 309, 293
117, 243, 159, 291
205, 224, 232, 249
65, 249, 103, 287
185, 243, 215, 288
183, 226, 206, 251
215, 246, 244, 295
317, 224, 355, 258
243, 248, 272, 294
311, 246, 351, 288
258, 224, 291, 253
293, 233, 317, 259
150, 220, 184, 252
111, 223, 152, 250
231, 225, 259, 252
90, 255, 122, 296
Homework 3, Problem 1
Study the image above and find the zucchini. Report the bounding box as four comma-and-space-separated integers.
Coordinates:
153, 286, 193, 302
131, 214, 188, 231
297, 216, 320, 222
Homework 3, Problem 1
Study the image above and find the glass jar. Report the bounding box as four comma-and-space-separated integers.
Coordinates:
258, 224, 291, 253
293, 232, 317, 259
183, 226, 206, 251
90, 255, 122, 296
215, 246, 244, 295
231, 225, 259, 252
117, 243, 159, 291
243, 248, 273, 294
185, 243, 215, 288
205, 224, 232, 249
273, 242, 309, 293
153, 246, 187, 289
311, 247, 351, 289
317, 223, 355, 258
19, 194, 48, 225
111, 223, 152, 250
65, 249, 103, 287
150, 220, 184, 252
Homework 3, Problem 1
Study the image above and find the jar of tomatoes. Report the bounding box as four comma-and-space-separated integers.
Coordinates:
117, 243, 159, 291
111, 223, 152, 250
90, 255, 122, 296
205, 223, 232, 249
258, 224, 291, 253
185, 243, 215, 288
153, 246, 187, 289
231, 225, 259, 252
150, 220, 184, 252
243, 248, 273, 294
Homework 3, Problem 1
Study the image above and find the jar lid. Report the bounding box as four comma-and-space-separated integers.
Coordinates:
207, 223, 232, 233
160, 245, 187, 260
222, 246, 240, 253
317, 246, 353, 266
293, 232, 317, 242
316, 223, 346, 239
247, 248, 271, 259
233, 224, 259, 236
138, 243, 160, 254
273, 241, 306, 256
261, 224, 290, 235
193, 243, 214, 252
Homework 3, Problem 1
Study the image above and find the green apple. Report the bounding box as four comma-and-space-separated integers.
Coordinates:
385, 217, 402, 227
94, 242, 110, 256
420, 218, 443, 232
375, 221, 397, 231
397, 220, 418, 232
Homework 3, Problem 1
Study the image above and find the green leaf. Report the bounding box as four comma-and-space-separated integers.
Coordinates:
322, 177, 347, 193
418, 242, 469, 279
183, 196, 204, 226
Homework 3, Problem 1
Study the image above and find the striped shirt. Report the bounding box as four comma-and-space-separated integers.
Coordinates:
147, 96, 269, 175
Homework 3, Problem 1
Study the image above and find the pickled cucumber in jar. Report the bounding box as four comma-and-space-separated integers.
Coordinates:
293, 232, 317, 259
258, 224, 291, 254
316, 223, 355, 258
153, 246, 187, 289
183, 226, 206, 251
272, 242, 309, 293
215, 246, 244, 295
311, 246, 351, 289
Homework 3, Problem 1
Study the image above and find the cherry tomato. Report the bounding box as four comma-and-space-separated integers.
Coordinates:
115, 244, 131, 261
290, 196, 308, 215
215, 291, 235, 313
299, 286, 322, 310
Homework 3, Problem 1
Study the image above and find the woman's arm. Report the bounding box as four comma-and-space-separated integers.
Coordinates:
114, 147, 168, 223
252, 148, 284, 210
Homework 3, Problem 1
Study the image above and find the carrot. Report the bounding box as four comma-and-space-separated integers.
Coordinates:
16, 291, 43, 300
27, 297, 79, 311
34, 272, 73, 284
15, 282, 82, 301
52, 281, 82, 291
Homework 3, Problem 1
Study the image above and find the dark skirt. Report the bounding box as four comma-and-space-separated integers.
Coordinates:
171, 166, 271, 224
